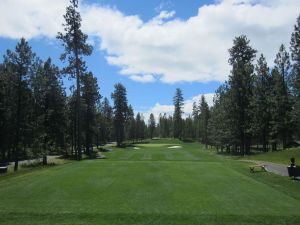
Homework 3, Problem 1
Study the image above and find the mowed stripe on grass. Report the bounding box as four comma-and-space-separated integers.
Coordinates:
0, 141, 299, 225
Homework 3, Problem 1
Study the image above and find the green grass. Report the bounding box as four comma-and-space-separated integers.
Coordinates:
240, 147, 300, 165
0, 140, 300, 225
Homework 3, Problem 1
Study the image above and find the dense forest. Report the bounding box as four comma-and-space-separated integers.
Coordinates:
0, 0, 299, 170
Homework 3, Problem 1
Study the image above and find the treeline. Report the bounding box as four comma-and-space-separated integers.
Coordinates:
157, 15, 300, 155
0, 0, 154, 170
207, 15, 300, 155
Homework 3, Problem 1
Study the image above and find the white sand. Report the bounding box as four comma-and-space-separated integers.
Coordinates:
168, 146, 182, 149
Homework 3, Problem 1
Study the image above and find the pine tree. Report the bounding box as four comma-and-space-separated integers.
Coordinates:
272, 44, 292, 149
228, 35, 256, 155
207, 84, 233, 152
199, 95, 210, 147
173, 88, 184, 139
148, 113, 156, 139
81, 72, 100, 156
126, 105, 135, 143
251, 54, 272, 151
290, 14, 300, 140
30, 58, 67, 164
57, 0, 93, 160
3, 38, 35, 170
0, 63, 13, 163
98, 97, 113, 144
192, 102, 199, 139
111, 83, 128, 147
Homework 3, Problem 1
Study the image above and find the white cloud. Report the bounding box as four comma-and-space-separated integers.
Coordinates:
141, 93, 215, 123
0, 0, 299, 83
129, 74, 155, 83
0, 0, 67, 39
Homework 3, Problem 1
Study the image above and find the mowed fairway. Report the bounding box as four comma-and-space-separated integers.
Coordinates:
0, 140, 300, 225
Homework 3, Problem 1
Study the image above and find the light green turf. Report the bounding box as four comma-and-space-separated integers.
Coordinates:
241, 147, 300, 165
0, 140, 300, 225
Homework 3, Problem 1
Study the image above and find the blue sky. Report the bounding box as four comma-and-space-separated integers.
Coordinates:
0, 0, 298, 118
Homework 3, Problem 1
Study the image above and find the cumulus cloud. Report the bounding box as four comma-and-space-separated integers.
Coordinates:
0, 0, 299, 83
141, 93, 215, 122
0, 0, 67, 39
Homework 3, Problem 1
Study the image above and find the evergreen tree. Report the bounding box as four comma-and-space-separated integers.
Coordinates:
135, 113, 146, 141
57, 0, 93, 160
228, 35, 256, 155
271, 44, 292, 149
290, 14, 300, 140
111, 83, 128, 147
3, 38, 35, 170
66, 94, 77, 156
250, 54, 272, 151
0, 63, 14, 163
81, 72, 100, 156
199, 95, 210, 147
126, 105, 135, 143
98, 97, 113, 144
173, 88, 184, 139
31, 58, 67, 164
207, 84, 233, 152
148, 113, 156, 139
182, 116, 194, 140
192, 102, 199, 139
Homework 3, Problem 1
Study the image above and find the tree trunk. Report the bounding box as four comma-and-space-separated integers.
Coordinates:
14, 73, 22, 172
43, 154, 47, 165
272, 142, 277, 151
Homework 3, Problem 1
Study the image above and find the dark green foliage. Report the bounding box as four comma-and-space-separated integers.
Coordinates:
97, 97, 113, 145
227, 35, 256, 155
207, 84, 233, 152
192, 102, 199, 139
125, 105, 135, 142
135, 113, 146, 141
158, 113, 173, 138
182, 115, 194, 139
111, 83, 128, 147
31, 58, 67, 164
81, 72, 100, 156
57, 0, 93, 160
173, 88, 184, 139
2, 38, 35, 170
290, 14, 300, 139
198, 95, 210, 146
250, 54, 272, 151
270, 45, 292, 150
148, 113, 156, 139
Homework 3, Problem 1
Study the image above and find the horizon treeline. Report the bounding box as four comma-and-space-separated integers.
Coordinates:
0, 0, 299, 169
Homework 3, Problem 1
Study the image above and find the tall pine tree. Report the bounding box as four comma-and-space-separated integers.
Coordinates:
228, 35, 256, 155
290, 14, 300, 140
57, 0, 93, 160
173, 88, 184, 139
3, 38, 35, 170
111, 83, 128, 147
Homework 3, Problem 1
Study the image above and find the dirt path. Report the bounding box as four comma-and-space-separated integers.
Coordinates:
241, 160, 289, 176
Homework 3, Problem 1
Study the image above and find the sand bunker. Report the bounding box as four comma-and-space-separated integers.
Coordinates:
168, 146, 182, 149
133, 147, 140, 149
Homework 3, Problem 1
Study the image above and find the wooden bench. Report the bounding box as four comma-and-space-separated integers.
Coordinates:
0, 166, 8, 174
249, 165, 266, 173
